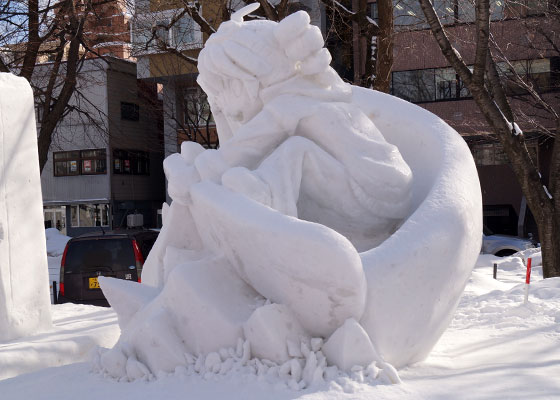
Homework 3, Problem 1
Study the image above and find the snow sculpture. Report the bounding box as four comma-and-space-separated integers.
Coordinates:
98, 3, 482, 380
0, 73, 52, 341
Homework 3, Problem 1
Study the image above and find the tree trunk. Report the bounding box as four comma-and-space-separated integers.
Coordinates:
418, 0, 559, 278
352, 0, 363, 85
20, 0, 41, 81
38, 34, 81, 172
538, 214, 560, 278
373, 0, 393, 92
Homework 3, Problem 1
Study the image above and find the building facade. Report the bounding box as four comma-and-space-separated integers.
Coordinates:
132, 0, 324, 160
386, 0, 558, 237
40, 57, 165, 236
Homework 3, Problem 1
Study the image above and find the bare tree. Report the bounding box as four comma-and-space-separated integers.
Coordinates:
131, 0, 332, 150
375, 0, 394, 92
417, 0, 559, 277
320, 0, 391, 89
129, 0, 395, 153
0, 0, 117, 172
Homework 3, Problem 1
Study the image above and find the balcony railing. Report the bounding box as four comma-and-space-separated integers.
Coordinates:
131, 9, 203, 56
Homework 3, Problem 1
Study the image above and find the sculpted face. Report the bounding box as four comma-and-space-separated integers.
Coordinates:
209, 78, 264, 135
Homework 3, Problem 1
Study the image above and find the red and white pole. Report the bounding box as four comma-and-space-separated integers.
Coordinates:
524, 257, 532, 304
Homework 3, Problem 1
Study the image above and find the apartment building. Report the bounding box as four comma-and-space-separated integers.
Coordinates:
127, 0, 557, 237
386, 0, 558, 237
131, 0, 323, 158
35, 1, 166, 236
40, 57, 166, 236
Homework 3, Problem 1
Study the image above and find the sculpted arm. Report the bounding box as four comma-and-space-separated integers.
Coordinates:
193, 108, 290, 182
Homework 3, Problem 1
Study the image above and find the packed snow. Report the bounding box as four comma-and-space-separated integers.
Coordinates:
1, 251, 559, 399
0, 73, 52, 341
46, 228, 71, 302
96, 4, 482, 381
45, 228, 71, 257
0, 304, 119, 381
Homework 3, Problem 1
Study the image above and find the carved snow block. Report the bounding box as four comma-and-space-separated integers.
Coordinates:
0, 73, 52, 341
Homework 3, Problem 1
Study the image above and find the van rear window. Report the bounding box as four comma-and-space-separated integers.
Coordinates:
64, 238, 135, 273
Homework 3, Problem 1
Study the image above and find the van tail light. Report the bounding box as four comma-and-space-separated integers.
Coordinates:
60, 243, 69, 296
132, 240, 144, 283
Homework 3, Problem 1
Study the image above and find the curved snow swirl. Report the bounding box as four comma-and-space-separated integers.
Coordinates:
353, 87, 482, 367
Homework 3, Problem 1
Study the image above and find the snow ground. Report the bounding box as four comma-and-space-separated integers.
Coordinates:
1, 251, 559, 399
0, 304, 119, 381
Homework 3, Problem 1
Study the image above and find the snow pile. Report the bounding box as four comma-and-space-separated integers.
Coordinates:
45, 228, 71, 301
97, 4, 482, 383
464, 249, 560, 312
0, 304, 119, 381
448, 250, 560, 358
0, 73, 52, 341
45, 228, 71, 257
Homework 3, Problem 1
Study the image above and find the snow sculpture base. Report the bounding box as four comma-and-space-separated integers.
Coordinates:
98, 4, 482, 380
0, 73, 52, 341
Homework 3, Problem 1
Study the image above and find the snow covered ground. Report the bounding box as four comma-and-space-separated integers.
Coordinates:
0, 304, 119, 381
1, 250, 559, 399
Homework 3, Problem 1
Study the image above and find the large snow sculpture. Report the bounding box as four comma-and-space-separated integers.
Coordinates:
0, 73, 52, 341
99, 4, 482, 380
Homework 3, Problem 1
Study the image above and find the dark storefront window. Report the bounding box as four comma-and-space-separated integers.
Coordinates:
70, 203, 110, 227
113, 149, 150, 175
54, 149, 106, 176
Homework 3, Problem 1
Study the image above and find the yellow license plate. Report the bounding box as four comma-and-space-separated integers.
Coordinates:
89, 277, 100, 289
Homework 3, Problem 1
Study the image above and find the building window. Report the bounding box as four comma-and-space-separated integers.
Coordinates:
121, 102, 140, 121
435, 67, 471, 100
526, 0, 549, 15
394, 58, 558, 103
81, 149, 107, 175
53, 149, 106, 176
394, 0, 429, 30
367, 1, 379, 24
472, 142, 537, 166
472, 143, 509, 166
394, 0, 504, 31
182, 86, 214, 126
497, 58, 559, 94
173, 15, 197, 47
132, 10, 202, 55
113, 149, 150, 175
70, 203, 110, 227
392, 67, 471, 103
392, 69, 436, 102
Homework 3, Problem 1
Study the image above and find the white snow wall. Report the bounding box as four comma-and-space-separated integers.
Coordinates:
0, 73, 52, 341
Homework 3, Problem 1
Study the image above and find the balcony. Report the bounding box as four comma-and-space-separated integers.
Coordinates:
131, 9, 203, 56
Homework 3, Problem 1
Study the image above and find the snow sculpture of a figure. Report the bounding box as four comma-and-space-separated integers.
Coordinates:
190, 9, 413, 253
98, 4, 482, 381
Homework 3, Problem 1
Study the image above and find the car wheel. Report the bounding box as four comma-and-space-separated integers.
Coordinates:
495, 249, 517, 257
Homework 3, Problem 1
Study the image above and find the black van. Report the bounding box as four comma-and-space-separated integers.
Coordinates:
58, 230, 158, 306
